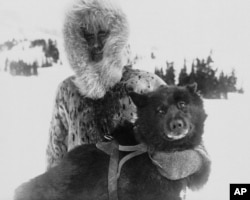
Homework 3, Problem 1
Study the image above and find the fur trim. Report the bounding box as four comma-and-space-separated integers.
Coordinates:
63, 0, 129, 99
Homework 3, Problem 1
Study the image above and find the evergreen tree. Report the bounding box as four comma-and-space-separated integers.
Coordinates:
227, 69, 237, 92
189, 62, 196, 84
151, 52, 156, 59
206, 50, 214, 65
218, 71, 228, 99
156, 53, 242, 99
178, 59, 189, 86
238, 87, 244, 94
164, 62, 175, 85
30, 39, 46, 51
46, 39, 59, 63
191, 57, 219, 98
154, 68, 164, 80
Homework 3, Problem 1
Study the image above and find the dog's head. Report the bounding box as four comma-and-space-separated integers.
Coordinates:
129, 84, 207, 151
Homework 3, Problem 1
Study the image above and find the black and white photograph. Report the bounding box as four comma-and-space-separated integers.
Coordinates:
0, 0, 250, 199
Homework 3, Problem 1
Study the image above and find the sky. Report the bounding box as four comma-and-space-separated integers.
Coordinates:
0, 0, 250, 89
121, 0, 250, 89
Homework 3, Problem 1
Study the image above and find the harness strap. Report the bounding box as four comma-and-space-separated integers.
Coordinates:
96, 141, 147, 200
118, 143, 147, 152
117, 150, 146, 178
97, 141, 188, 200
108, 142, 119, 200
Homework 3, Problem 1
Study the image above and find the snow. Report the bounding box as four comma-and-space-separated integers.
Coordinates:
187, 96, 250, 200
0, 67, 249, 200
0, 65, 73, 199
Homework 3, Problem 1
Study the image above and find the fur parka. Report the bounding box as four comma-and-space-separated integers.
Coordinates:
46, 0, 210, 186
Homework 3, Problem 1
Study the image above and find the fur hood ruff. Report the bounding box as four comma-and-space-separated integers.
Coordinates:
63, 0, 129, 99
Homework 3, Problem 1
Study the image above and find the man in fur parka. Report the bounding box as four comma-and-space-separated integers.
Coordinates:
46, 0, 210, 186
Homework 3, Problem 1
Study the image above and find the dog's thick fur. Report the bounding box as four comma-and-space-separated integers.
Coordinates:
132, 84, 207, 152
15, 84, 210, 200
63, 0, 129, 99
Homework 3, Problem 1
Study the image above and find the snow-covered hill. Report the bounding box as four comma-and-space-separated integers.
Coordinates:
0, 66, 249, 200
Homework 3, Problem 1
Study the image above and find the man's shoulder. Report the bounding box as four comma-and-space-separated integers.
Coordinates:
56, 76, 78, 92
59, 76, 76, 87
121, 66, 166, 93
55, 76, 82, 99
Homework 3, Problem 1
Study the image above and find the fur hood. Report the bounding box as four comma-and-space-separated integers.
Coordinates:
63, 0, 129, 99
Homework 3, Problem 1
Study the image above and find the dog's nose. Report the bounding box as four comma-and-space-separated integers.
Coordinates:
169, 119, 184, 132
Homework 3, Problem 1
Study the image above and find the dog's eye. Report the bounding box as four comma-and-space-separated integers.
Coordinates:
156, 106, 167, 114
177, 101, 186, 110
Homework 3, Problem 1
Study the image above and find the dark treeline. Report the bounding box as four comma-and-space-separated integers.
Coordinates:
154, 55, 243, 99
1, 39, 59, 65
0, 39, 17, 51
31, 39, 59, 65
1, 38, 60, 76
5, 60, 38, 76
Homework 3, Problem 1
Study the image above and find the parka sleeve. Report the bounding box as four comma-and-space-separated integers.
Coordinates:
46, 80, 70, 170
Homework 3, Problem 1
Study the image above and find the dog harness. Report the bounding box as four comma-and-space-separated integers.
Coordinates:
96, 141, 187, 200
96, 141, 147, 200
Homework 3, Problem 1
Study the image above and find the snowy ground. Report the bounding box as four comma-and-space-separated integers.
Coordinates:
0, 66, 250, 200
187, 95, 250, 200
0, 65, 73, 199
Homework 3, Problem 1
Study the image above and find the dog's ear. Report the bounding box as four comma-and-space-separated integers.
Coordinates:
129, 92, 148, 108
186, 82, 198, 93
